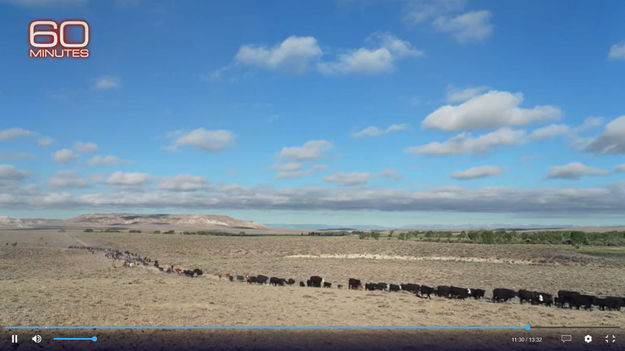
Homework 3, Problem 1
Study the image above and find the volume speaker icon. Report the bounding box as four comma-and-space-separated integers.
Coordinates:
32, 335, 42, 343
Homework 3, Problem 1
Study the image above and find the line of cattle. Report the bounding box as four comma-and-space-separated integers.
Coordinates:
70, 245, 625, 312
232, 275, 625, 312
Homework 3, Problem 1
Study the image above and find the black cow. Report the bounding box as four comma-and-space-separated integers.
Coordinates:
348, 278, 362, 290
536, 292, 553, 307
307, 276, 323, 288
389, 284, 401, 292
193, 268, 203, 277
571, 294, 595, 310
247, 276, 257, 284
299, 281, 305, 287
375, 282, 389, 291
470, 288, 485, 299
518, 289, 534, 304
365, 282, 376, 291
492, 288, 516, 302
270, 277, 286, 286
236, 275, 245, 282
256, 275, 269, 285
400, 283, 419, 293
449, 286, 469, 299
557, 290, 580, 308
436, 285, 450, 298
323, 282, 332, 288
286, 278, 296, 285
604, 296, 623, 311
419, 285, 434, 298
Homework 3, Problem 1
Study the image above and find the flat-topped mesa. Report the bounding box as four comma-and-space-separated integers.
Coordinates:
65, 213, 268, 230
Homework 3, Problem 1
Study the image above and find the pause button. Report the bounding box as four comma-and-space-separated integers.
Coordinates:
11, 334, 18, 343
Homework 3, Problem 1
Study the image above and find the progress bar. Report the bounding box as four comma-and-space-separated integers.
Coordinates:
54, 337, 97, 341
5, 325, 531, 330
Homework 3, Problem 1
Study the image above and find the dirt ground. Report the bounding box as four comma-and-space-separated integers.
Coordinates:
1, 229, 624, 330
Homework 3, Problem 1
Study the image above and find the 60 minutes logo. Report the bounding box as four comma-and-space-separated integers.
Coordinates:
28, 19, 90, 58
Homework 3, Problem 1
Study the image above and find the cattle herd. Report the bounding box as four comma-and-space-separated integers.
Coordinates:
70, 245, 625, 312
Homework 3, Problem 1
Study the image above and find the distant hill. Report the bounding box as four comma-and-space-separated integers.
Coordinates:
0, 213, 268, 231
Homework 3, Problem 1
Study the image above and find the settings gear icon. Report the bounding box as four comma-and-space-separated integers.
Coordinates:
584, 335, 593, 343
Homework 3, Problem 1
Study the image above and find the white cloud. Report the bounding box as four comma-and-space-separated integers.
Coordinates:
581, 116, 625, 154
37, 136, 54, 147
323, 172, 372, 186
449, 165, 501, 180
422, 90, 561, 131
92, 76, 120, 90
106, 171, 150, 186
614, 164, 625, 173
270, 162, 302, 172
530, 124, 570, 140
576, 116, 604, 131
405, 127, 524, 156
433, 10, 493, 43
317, 33, 422, 75
0, 152, 35, 161
167, 128, 236, 152
0, 127, 36, 141
608, 43, 625, 60
376, 168, 402, 180
49, 170, 90, 188
352, 123, 408, 137
403, 1, 493, 44
0, 164, 28, 181
279, 140, 333, 161
74, 141, 99, 153
235, 36, 322, 74
547, 162, 609, 180
403, 0, 466, 24
158, 174, 210, 191
446, 85, 489, 103
5, 183, 625, 215
87, 155, 127, 166
52, 149, 77, 164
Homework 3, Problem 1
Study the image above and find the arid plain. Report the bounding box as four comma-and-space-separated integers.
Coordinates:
1, 226, 624, 332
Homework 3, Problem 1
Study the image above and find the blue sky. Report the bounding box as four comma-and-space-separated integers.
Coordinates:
1, 0, 624, 227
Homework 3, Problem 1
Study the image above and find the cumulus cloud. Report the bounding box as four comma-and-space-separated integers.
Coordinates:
235, 36, 322, 74
52, 149, 77, 164
433, 10, 493, 43
404, 0, 493, 43
322, 168, 401, 185
581, 116, 625, 154
352, 123, 408, 137
49, 170, 90, 188
92, 76, 120, 90
615, 164, 625, 173
530, 124, 570, 140
158, 174, 210, 191
317, 33, 422, 75
4, 183, 625, 215
446, 85, 490, 103
279, 140, 333, 161
405, 128, 524, 156
0, 127, 36, 141
274, 165, 328, 180
74, 141, 99, 153
37, 136, 54, 147
323, 172, 372, 186
0, 164, 28, 181
106, 171, 150, 186
422, 90, 561, 131
0, 152, 35, 161
167, 128, 236, 152
608, 43, 625, 60
86, 155, 127, 166
546, 162, 609, 180
449, 165, 501, 180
